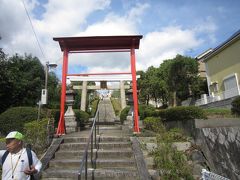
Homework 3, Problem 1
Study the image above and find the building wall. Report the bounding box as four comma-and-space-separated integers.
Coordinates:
205, 39, 240, 94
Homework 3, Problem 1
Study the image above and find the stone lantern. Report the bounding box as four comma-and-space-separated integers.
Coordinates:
64, 89, 77, 133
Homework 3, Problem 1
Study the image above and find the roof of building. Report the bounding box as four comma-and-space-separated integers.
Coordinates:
53, 35, 143, 52
198, 29, 240, 61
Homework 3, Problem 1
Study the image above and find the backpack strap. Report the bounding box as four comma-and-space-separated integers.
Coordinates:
26, 147, 33, 167
1, 150, 9, 165
26, 147, 35, 180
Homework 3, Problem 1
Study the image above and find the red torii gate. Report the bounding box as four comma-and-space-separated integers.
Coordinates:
53, 35, 143, 135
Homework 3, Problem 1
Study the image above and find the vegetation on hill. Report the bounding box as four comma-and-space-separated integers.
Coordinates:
0, 107, 45, 135
137, 54, 208, 107
0, 50, 59, 113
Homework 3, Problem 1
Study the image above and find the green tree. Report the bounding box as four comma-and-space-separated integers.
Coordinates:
46, 72, 60, 109
168, 55, 199, 106
157, 60, 173, 107
137, 70, 151, 104
0, 54, 44, 113
0, 52, 59, 113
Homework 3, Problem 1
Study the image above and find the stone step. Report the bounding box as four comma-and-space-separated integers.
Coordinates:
60, 142, 131, 150
42, 168, 139, 180
63, 136, 129, 143
96, 121, 116, 125
98, 126, 122, 130
49, 159, 136, 169
54, 149, 133, 159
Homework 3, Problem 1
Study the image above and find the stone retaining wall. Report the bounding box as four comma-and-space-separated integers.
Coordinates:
164, 118, 240, 180
195, 127, 240, 180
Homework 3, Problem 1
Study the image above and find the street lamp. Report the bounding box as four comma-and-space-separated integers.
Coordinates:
41, 61, 57, 105
38, 61, 57, 120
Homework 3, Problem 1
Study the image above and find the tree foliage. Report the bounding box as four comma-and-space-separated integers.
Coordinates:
138, 54, 207, 107
168, 55, 199, 106
0, 51, 59, 113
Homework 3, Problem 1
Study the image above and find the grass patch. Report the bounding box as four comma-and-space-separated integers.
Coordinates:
203, 108, 235, 118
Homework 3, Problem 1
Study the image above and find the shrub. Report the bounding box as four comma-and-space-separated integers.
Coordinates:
153, 143, 194, 180
153, 127, 193, 179
49, 109, 60, 128
143, 117, 164, 132
157, 128, 188, 143
120, 106, 130, 124
74, 109, 90, 128
161, 106, 207, 122
23, 118, 49, 154
90, 99, 99, 117
231, 96, 240, 117
139, 104, 156, 120
49, 109, 90, 129
111, 98, 121, 116
0, 107, 44, 135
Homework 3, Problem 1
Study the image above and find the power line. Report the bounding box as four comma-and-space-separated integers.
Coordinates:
21, 0, 46, 59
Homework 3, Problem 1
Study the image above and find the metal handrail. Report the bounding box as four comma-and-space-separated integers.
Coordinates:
78, 108, 100, 180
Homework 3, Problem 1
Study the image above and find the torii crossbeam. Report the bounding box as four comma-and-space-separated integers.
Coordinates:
53, 35, 143, 135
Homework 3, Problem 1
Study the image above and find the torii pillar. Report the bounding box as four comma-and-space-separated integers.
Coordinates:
54, 35, 142, 135
80, 81, 87, 111
120, 81, 127, 109
56, 48, 68, 135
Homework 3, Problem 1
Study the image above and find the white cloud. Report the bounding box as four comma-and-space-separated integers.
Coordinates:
38, 0, 111, 36
137, 26, 202, 70
193, 16, 218, 43
0, 0, 203, 76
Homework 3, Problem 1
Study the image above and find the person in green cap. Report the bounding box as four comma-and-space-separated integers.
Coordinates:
0, 131, 42, 180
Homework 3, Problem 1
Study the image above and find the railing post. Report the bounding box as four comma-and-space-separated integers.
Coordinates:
85, 153, 88, 180
97, 111, 99, 135
91, 133, 93, 168
94, 122, 97, 149
78, 108, 100, 179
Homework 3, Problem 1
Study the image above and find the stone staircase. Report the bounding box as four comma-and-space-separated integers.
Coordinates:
41, 125, 140, 180
98, 98, 116, 124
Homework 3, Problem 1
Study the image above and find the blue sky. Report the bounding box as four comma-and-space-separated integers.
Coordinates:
0, 0, 240, 77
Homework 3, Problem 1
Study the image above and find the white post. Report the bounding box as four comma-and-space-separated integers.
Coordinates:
81, 81, 87, 111
120, 81, 127, 109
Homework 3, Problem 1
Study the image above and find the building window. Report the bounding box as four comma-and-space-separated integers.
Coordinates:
223, 73, 239, 98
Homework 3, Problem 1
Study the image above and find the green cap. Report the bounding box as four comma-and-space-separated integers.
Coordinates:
5, 131, 24, 140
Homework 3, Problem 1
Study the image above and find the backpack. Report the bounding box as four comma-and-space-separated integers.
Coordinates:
1, 147, 35, 180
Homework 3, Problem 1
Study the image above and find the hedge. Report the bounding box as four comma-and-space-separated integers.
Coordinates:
231, 96, 240, 117
120, 106, 130, 124
143, 117, 164, 132
110, 98, 121, 116
23, 118, 49, 154
74, 109, 90, 127
0, 107, 44, 135
139, 104, 156, 120
89, 99, 99, 117
158, 106, 207, 122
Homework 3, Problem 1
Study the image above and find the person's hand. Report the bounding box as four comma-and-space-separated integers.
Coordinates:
24, 165, 38, 175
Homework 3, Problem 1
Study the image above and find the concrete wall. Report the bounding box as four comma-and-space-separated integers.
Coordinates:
164, 118, 240, 179
199, 96, 238, 109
